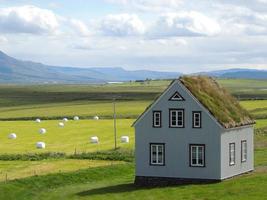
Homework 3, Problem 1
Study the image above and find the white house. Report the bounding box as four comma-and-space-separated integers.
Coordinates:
133, 76, 255, 186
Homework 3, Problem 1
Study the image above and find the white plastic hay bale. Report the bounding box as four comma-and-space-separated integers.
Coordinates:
63, 117, 68, 122
121, 136, 129, 143
36, 118, 41, 123
58, 122, 65, 127
39, 128, 46, 134
73, 116, 79, 121
8, 133, 17, 139
93, 116, 99, 120
36, 142, 46, 149
90, 136, 99, 144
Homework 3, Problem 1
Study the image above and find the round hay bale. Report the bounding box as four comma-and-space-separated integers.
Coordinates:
63, 118, 68, 122
121, 136, 129, 143
73, 116, 79, 121
36, 142, 45, 149
90, 136, 99, 144
36, 118, 41, 123
93, 116, 99, 120
8, 133, 17, 139
39, 128, 46, 134
58, 122, 64, 127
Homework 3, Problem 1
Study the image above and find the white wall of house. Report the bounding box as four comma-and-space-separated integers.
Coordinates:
220, 126, 254, 179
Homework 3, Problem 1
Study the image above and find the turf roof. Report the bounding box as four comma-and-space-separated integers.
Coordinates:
180, 76, 255, 128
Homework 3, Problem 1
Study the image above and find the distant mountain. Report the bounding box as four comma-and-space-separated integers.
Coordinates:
0, 51, 181, 83
1, 50, 266, 84
193, 68, 267, 79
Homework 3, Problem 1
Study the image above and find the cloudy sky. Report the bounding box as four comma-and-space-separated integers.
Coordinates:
0, 0, 267, 73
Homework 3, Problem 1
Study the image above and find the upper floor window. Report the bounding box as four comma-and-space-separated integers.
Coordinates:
193, 111, 202, 128
150, 143, 165, 165
153, 111, 162, 128
190, 144, 205, 167
169, 91, 185, 101
241, 140, 247, 162
169, 109, 184, 128
229, 143, 235, 166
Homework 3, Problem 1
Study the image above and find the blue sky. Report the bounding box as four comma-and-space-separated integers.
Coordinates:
0, 0, 267, 73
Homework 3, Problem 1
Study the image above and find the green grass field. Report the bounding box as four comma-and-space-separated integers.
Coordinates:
0, 159, 121, 182
0, 119, 134, 154
0, 78, 266, 199
0, 100, 150, 120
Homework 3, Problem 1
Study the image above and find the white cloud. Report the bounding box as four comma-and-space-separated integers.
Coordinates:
107, 0, 183, 12
217, 5, 267, 36
0, 35, 8, 43
69, 19, 90, 37
100, 13, 145, 36
149, 12, 221, 38
0, 5, 59, 34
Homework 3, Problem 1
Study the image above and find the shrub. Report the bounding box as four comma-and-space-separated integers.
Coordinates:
68, 148, 134, 162
0, 152, 66, 161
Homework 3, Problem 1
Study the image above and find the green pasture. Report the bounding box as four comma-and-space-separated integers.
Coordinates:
0, 119, 134, 154
240, 100, 267, 119
0, 100, 150, 120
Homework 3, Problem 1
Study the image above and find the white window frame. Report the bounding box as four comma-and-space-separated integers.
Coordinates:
153, 111, 161, 127
193, 111, 201, 128
150, 143, 165, 166
169, 109, 184, 128
169, 92, 184, 101
241, 140, 247, 162
190, 144, 205, 167
229, 143, 235, 166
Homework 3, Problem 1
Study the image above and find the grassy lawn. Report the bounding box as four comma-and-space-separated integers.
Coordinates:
0, 155, 266, 200
0, 119, 134, 154
0, 159, 121, 181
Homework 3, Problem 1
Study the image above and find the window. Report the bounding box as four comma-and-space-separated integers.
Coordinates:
193, 111, 201, 128
150, 143, 165, 165
241, 140, 247, 162
169, 91, 185, 101
153, 111, 162, 128
190, 144, 205, 167
229, 143, 235, 166
169, 109, 184, 128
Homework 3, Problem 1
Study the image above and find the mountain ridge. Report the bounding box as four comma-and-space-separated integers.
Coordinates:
0, 50, 181, 83
0, 50, 266, 83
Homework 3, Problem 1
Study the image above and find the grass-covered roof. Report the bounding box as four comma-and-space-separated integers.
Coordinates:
180, 76, 255, 128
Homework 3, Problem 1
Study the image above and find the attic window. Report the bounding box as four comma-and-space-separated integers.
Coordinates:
169, 92, 185, 101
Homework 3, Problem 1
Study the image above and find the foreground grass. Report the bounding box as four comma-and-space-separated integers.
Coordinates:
0, 119, 134, 154
0, 161, 266, 200
0, 127, 265, 200
0, 159, 120, 182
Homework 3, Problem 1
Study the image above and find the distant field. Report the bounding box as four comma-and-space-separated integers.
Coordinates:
240, 100, 267, 119
0, 78, 266, 120
0, 119, 134, 154
0, 100, 150, 120
217, 79, 267, 99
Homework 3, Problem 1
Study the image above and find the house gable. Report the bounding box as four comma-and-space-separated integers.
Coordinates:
133, 79, 223, 130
